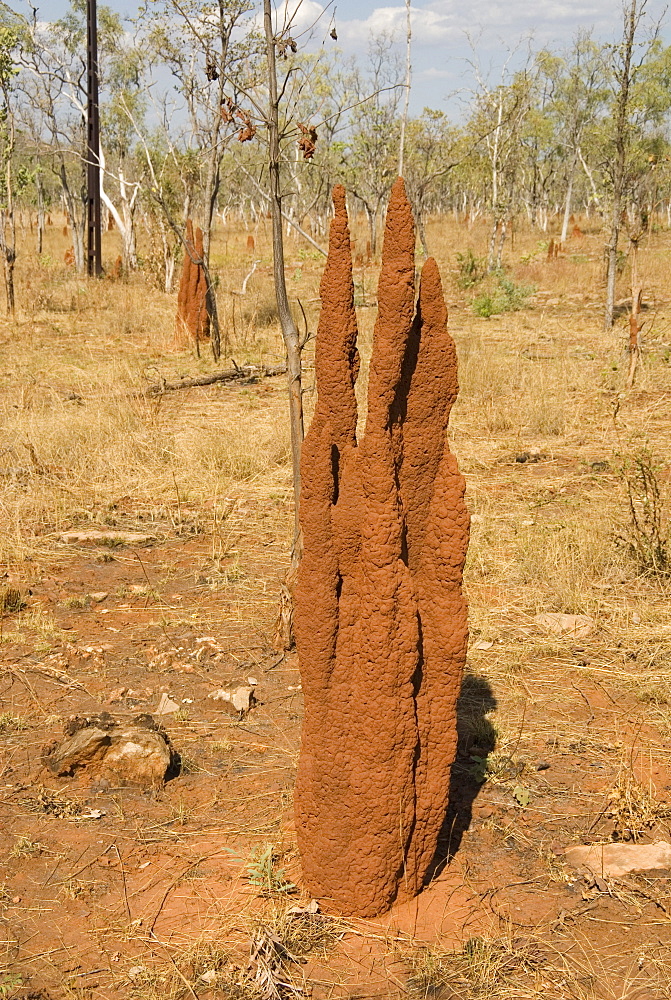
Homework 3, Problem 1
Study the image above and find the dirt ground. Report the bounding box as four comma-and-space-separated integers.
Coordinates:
1, 212, 671, 999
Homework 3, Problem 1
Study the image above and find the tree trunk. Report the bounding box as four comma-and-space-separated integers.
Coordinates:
604, 203, 620, 330
627, 234, 642, 388
488, 217, 500, 272
264, 0, 304, 567
36, 173, 45, 256
58, 161, 85, 273
605, 0, 638, 330
3, 251, 15, 315
365, 204, 377, 257
561, 151, 577, 244
397, 0, 412, 177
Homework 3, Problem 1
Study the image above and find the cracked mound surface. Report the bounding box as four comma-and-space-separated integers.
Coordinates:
294, 179, 469, 917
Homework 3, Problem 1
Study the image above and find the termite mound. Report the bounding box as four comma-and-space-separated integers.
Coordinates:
175, 219, 210, 348
294, 179, 470, 918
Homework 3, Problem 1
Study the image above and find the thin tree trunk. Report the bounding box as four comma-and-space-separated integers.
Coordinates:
366, 205, 377, 257
397, 0, 412, 178
605, 0, 638, 331
627, 234, 642, 387
264, 0, 304, 567
561, 151, 577, 243
3, 253, 14, 315
604, 207, 620, 330
1, 146, 16, 314
496, 215, 507, 270
488, 217, 499, 272
36, 172, 45, 256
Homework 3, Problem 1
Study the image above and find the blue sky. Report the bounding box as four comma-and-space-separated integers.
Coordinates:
17, 0, 671, 114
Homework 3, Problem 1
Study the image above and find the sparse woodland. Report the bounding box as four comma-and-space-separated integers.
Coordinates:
1, 0, 671, 998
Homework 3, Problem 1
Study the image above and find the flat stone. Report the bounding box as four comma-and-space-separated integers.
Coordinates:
564, 841, 671, 877
43, 726, 112, 775
207, 685, 255, 713
155, 693, 180, 715
533, 613, 595, 638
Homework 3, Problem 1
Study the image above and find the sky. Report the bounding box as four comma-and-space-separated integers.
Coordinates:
17, 0, 671, 114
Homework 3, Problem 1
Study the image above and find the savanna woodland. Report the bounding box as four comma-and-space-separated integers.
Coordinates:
1, 0, 671, 995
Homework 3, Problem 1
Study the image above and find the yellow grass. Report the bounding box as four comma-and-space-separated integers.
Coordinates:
1, 209, 671, 997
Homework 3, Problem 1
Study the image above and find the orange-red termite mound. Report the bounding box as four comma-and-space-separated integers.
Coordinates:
176, 219, 210, 348
294, 179, 470, 917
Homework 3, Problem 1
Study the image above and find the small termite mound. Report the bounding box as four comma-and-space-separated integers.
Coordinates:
294, 179, 470, 918
176, 219, 210, 348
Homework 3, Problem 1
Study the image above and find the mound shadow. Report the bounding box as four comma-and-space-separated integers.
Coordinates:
425, 671, 497, 882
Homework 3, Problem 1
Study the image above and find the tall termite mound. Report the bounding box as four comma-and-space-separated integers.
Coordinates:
294, 179, 470, 918
176, 219, 210, 347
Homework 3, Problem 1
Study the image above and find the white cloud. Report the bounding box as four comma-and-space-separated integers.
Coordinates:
338, 5, 460, 45
268, 0, 331, 38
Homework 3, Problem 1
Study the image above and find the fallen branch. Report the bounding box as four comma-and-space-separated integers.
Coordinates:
141, 362, 287, 397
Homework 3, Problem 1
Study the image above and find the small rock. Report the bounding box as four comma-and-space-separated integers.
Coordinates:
533, 612, 595, 639
515, 448, 544, 464
632, 612, 642, 624
199, 970, 217, 986
90, 591, 108, 603
286, 899, 320, 916
564, 840, 671, 877
127, 966, 149, 981
207, 685, 256, 713
536, 760, 550, 771
79, 808, 106, 819
43, 714, 175, 787
43, 725, 112, 774
100, 728, 172, 786
155, 693, 180, 715
472, 639, 494, 650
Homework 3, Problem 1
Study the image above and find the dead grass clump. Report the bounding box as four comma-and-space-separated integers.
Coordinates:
603, 771, 671, 842
124, 941, 265, 1000
20, 785, 82, 818
514, 522, 624, 613
246, 299, 280, 328
0, 586, 24, 613
615, 449, 670, 577
260, 903, 345, 960
0, 712, 28, 733
403, 936, 551, 1000
176, 408, 290, 481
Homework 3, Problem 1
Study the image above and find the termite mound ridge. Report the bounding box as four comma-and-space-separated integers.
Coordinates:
175, 219, 210, 348
294, 179, 470, 918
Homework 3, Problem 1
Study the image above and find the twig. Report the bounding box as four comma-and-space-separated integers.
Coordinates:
148, 929, 200, 1000
113, 843, 132, 921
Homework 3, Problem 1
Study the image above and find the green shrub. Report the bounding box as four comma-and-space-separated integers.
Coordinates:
455, 249, 484, 289
472, 271, 535, 317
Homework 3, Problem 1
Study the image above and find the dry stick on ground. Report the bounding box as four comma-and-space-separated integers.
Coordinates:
139, 363, 287, 397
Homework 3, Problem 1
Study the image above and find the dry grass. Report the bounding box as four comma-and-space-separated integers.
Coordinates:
2, 211, 671, 998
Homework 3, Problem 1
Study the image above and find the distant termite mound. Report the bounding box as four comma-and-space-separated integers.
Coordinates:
176, 219, 210, 348
294, 179, 470, 917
